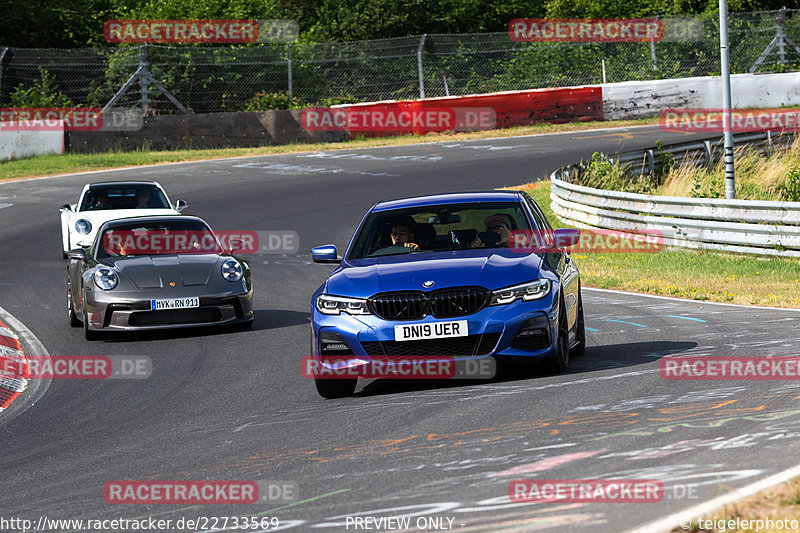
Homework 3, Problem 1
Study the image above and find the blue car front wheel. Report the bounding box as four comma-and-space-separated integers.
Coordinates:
549, 295, 569, 373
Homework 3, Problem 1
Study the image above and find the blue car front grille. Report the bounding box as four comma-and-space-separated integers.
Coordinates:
368, 287, 489, 320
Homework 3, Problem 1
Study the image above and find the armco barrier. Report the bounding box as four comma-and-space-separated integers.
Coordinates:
66, 111, 346, 153
0, 320, 29, 412
340, 86, 602, 137
550, 134, 800, 257
66, 87, 601, 152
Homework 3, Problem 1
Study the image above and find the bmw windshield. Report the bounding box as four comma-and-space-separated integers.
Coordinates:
346, 201, 538, 259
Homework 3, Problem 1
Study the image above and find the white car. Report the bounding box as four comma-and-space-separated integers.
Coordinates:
60, 181, 187, 258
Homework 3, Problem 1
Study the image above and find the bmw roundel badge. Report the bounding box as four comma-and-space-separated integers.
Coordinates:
422, 281, 435, 288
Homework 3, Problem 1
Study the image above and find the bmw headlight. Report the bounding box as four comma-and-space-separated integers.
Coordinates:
75, 219, 92, 235
316, 294, 370, 315
489, 279, 551, 305
93, 268, 118, 290
221, 258, 243, 281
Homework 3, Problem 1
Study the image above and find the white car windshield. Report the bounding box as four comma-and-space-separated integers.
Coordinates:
80, 185, 170, 211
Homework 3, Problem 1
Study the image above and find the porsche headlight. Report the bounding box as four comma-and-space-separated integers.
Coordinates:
221, 258, 243, 281
316, 294, 370, 315
75, 219, 92, 235
93, 268, 118, 290
490, 279, 551, 305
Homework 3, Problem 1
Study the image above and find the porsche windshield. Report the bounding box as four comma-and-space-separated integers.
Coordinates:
347, 201, 537, 259
80, 185, 170, 211
97, 219, 221, 259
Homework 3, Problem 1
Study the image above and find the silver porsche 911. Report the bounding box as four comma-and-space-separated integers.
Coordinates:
66, 215, 254, 340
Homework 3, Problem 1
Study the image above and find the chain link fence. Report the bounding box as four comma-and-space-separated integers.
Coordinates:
1, 9, 799, 115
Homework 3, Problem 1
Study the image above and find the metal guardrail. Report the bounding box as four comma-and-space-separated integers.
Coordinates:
550, 132, 800, 257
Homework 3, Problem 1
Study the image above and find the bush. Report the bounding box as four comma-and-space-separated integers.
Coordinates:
579, 152, 653, 194
777, 165, 800, 202
10, 68, 74, 108
244, 91, 304, 111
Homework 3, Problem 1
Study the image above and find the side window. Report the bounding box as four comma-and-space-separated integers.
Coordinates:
522, 194, 553, 247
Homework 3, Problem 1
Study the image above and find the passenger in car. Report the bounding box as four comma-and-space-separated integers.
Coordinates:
135, 189, 152, 208
471, 214, 513, 248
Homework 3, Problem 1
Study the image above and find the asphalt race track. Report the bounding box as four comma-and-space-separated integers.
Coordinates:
3, 125, 800, 532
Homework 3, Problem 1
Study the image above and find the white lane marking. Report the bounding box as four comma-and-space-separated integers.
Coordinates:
0, 203, 11, 209
0, 124, 663, 184
521, 443, 577, 451
439, 143, 516, 150
585, 287, 800, 312
298, 153, 443, 162
0, 305, 51, 424
231, 161, 397, 177
628, 461, 800, 533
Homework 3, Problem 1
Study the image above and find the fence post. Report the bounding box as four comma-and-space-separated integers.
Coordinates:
779, 6, 786, 64
646, 149, 656, 176
703, 140, 713, 168
650, 26, 658, 71
418, 34, 427, 98
0, 48, 7, 106
287, 43, 293, 99
139, 44, 150, 115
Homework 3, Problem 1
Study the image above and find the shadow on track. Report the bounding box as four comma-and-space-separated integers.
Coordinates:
355, 340, 696, 397
96, 309, 309, 342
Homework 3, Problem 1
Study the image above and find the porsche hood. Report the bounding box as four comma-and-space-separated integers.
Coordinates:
106, 254, 222, 289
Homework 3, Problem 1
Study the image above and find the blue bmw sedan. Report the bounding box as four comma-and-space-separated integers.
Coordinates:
309, 191, 584, 398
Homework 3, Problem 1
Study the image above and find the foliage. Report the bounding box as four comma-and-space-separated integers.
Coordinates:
579, 152, 653, 194
10, 68, 74, 108
244, 91, 303, 111
777, 165, 800, 202
1, 0, 790, 47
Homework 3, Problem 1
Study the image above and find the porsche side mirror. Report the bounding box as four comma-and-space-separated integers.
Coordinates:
228, 238, 244, 254
175, 199, 188, 212
60, 204, 73, 213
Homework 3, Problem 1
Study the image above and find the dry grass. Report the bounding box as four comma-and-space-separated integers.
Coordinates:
672, 477, 800, 532
656, 137, 800, 200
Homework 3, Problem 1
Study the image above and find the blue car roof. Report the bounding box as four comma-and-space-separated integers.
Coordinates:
373, 191, 523, 212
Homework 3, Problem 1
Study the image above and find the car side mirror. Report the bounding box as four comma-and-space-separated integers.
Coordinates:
228, 238, 244, 254
175, 199, 188, 212
68, 248, 87, 261
60, 204, 73, 213
310, 245, 341, 263
553, 228, 580, 248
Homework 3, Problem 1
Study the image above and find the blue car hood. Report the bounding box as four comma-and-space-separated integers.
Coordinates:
325, 249, 546, 298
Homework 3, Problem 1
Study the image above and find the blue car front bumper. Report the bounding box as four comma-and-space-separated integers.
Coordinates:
311, 292, 559, 364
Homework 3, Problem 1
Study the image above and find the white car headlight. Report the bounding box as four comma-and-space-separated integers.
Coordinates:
489, 279, 551, 305
75, 219, 92, 235
221, 258, 243, 281
316, 294, 371, 315
93, 268, 118, 290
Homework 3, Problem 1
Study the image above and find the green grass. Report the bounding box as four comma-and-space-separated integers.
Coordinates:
0, 117, 657, 181
510, 181, 800, 308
